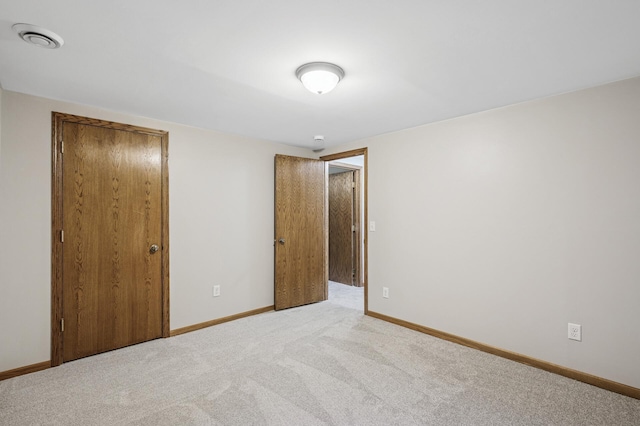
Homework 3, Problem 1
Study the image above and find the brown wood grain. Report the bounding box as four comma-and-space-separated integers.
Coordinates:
52, 112, 169, 365
274, 155, 326, 310
366, 310, 640, 400
52, 112, 167, 136
329, 171, 354, 285
51, 114, 64, 365
0, 361, 51, 381
160, 133, 170, 338
321, 149, 367, 162
353, 169, 362, 287
170, 306, 274, 336
61, 123, 163, 361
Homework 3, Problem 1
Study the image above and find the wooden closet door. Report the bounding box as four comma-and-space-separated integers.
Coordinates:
61, 121, 164, 361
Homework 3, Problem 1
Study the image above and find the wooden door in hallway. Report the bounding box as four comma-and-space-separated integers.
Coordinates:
329, 171, 356, 285
52, 113, 170, 364
274, 154, 327, 310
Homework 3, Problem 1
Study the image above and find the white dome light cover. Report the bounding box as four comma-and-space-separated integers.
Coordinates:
296, 62, 344, 95
13, 23, 64, 49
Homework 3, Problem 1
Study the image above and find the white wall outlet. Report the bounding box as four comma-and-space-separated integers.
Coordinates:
568, 323, 581, 341
382, 287, 389, 298
369, 221, 376, 232
213, 285, 221, 297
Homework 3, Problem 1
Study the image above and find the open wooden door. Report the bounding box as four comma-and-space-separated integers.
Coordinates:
274, 154, 327, 310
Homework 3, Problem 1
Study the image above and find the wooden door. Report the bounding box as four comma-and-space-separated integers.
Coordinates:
52, 113, 169, 364
274, 154, 326, 310
329, 171, 355, 285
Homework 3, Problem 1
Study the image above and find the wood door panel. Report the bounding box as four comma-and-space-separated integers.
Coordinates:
274, 155, 326, 310
62, 122, 162, 361
329, 172, 354, 285
353, 169, 362, 287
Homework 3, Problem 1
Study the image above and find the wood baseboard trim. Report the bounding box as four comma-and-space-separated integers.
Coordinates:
170, 305, 274, 337
0, 361, 50, 381
1, 307, 274, 380
366, 310, 639, 400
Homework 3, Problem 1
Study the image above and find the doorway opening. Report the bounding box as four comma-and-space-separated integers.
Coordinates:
321, 149, 368, 313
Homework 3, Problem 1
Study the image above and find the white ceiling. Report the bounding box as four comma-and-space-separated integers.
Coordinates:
1, 1, 640, 150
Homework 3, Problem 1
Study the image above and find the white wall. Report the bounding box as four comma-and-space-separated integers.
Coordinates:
0, 91, 311, 372
324, 76, 640, 389
3, 77, 640, 389
0, 86, 3, 158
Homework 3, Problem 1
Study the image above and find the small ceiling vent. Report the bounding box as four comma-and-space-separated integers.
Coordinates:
12, 23, 64, 49
312, 135, 325, 153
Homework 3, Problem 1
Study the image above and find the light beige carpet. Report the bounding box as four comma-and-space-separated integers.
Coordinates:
1, 282, 638, 425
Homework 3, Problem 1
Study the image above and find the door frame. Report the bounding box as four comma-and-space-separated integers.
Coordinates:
50, 112, 170, 367
321, 148, 368, 313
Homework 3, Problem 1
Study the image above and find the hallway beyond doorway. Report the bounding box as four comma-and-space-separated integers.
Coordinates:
328, 280, 363, 311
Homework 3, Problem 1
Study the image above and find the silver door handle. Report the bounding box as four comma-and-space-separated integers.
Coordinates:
149, 244, 159, 254
278, 238, 285, 244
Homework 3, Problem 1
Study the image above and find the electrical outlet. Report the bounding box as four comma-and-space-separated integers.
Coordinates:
213, 285, 221, 297
568, 323, 581, 341
382, 287, 389, 298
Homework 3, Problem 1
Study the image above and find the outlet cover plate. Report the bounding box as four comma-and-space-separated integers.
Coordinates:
568, 323, 581, 341
213, 285, 221, 297
382, 287, 389, 298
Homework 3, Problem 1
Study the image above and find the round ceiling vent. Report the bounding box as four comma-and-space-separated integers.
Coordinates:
12, 23, 64, 49
312, 135, 325, 153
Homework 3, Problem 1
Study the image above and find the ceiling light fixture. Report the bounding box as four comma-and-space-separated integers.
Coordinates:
296, 62, 344, 95
13, 23, 64, 49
